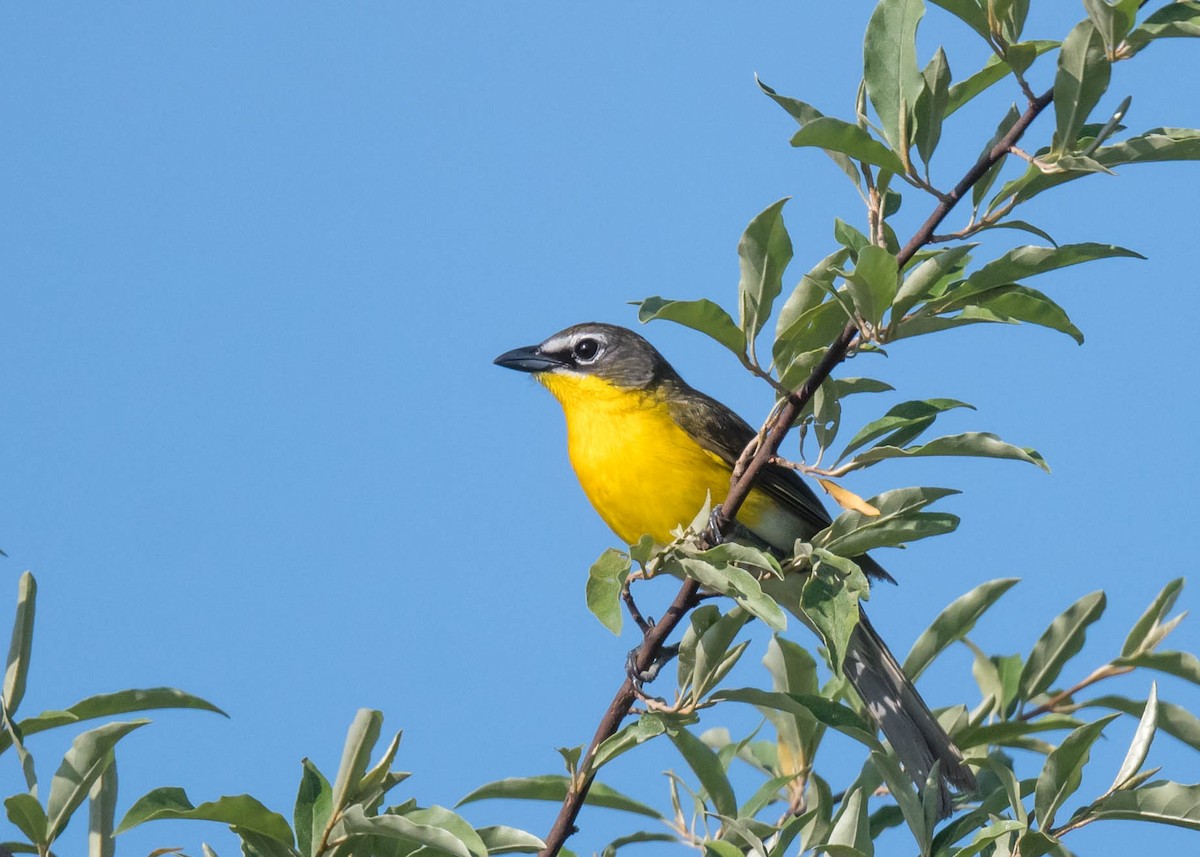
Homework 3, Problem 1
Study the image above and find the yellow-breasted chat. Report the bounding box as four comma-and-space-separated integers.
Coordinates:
495, 321, 976, 813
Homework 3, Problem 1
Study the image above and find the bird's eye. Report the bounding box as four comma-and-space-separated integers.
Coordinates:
573, 337, 601, 362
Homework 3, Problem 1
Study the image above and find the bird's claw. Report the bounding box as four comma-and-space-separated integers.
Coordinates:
706, 504, 728, 545
626, 643, 681, 686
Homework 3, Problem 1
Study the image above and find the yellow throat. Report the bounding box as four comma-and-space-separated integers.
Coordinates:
536, 371, 779, 546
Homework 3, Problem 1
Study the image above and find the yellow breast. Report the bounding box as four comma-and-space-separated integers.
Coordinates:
537, 372, 788, 547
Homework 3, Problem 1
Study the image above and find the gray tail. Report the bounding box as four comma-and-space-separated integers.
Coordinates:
844, 607, 977, 817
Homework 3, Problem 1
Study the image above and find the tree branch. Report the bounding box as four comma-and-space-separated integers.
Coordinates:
538, 85, 1056, 857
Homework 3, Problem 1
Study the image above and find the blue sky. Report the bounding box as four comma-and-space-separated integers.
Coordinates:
1, 3, 1198, 855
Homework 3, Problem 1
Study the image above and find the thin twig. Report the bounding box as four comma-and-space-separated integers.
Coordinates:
537, 85, 1056, 857
1019, 663, 1134, 721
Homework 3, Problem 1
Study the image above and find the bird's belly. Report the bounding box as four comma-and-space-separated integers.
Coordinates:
565, 399, 802, 549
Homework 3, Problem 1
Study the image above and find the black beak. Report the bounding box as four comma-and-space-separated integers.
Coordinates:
493, 345, 565, 373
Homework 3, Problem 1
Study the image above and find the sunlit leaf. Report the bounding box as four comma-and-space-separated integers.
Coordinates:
117, 788, 294, 844
457, 776, 661, 819
477, 825, 546, 855
3, 572, 36, 719
586, 548, 631, 636
294, 758, 331, 857
839, 399, 975, 463
1124, 1, 1200, 56
636, 297, 745, 357
845, 432, 1048, 473
1019, 591, 1106, 700
790, 117, 906, 174
1109, 682, 1159, 793
1083, 780, 1200, 830
48, 720, 149, 842
1054, 20, 1112, 154
863, 0, 926, 150
1034, 714, 1120, 829
1122, 578, 1184, 657
904, 578, 1020, 681
667, 725, 737, 818
738, 198, 793, 341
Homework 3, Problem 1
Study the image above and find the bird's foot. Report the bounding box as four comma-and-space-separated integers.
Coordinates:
626, 642, 681, 686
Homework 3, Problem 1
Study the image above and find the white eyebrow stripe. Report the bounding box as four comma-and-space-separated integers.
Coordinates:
540, 330, 608, 354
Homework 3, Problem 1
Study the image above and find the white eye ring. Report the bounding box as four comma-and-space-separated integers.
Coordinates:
573, 337, 601, 363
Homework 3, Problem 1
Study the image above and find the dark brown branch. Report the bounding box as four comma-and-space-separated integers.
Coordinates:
538, 86, 1056, 857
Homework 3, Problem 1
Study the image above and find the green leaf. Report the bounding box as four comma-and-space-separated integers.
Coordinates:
968, 219, 1058, 245
401, 805, 488, 857
790, 117, 906, 174
970, 284, 1085, 344
294, 759, 332, 857
891, 244, 975, 320
1083, 695, 1200, 753
991, 127, 1200, 207
962, 242, 1143, 291
1122, 578, 1184, 657
457, 776, 662, 819
1019, 591, 1107, 700
1084, 0, 1138, 52
967, 643, 1023, 720
585, 549, 631, 636
675, 604, 753, 703
117, 788, 295, 844
827, 782, 873, 856
801, 552, 869, 672
1109, 682, 1158, 793
713, 688, 883, 751
947, 818, 1025, 857
1013, 830, 1061, 857
330, 708, 382, 815
903, 578, 1020, 681
666, 550, 787, 632
47, 720, 148, 842
945, 42, 1058, 116
477, 825, 545, 855
352, 728, 407, 809
756, 77, 863, 189
845, 432, 1049, 473
592, 713, 668, 770
1053, 20, 1112, 154
1116, 650, 1200, 686
970, 105, 1021, 215
235, 829, 297, 857
762, 637, 823, 778
775, 302, 854, 377
955, 713, 1084, 751
636, 297, 745, 357
340, 804, 471, 857
5, 793, 48, 846
0, 687, 226, 756
666, 725, 737, 819
88, 754, 118, 857
1124, 1, 1200, 56
1034, 714, 1120, 829
4, 572, 36, 718
914, 47, 950, 166
775, 250, 848, 339
863, 0, 926, 151
1083, 780, 1200, 830
843, 245, 900, 326
815, 486, 960, 558
839, 399, 975, 463
738, 198, 793, 341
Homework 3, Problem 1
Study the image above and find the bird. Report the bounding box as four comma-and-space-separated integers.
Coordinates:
494, 321, 976, 814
